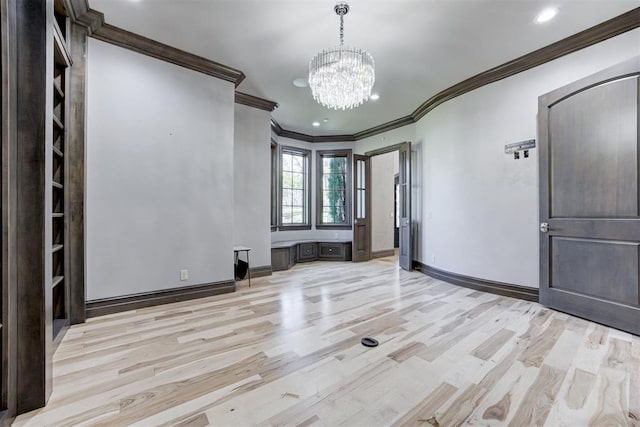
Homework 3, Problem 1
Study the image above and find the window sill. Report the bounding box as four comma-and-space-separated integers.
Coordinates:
315, 224, 353, 230
277, 225, 312, 231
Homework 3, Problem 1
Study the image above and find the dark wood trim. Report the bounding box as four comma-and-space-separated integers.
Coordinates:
15, 0, 52, 413
315, 149, 352, 229
364, 142, 408, 157
271, 7, 640, 142
235, 92, 278, 112
249, 265, 272, 278
413, 261, 539, 302
0, 0, 17, 422
62, 0, 88, 23
371, 249, 395, 259
85, 280, 236, 318
270, 139, 278, 231
66, 21, 86, 325
271, 120, 356, 143
73, 8, 102, 35
278, 145, 312, 230
354, 116, 415, 140
84, 13, 245, 86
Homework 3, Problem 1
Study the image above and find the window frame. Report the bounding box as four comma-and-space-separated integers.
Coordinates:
315, 149, 353, 230
270, 139, 278, 232
278, 145, 312, 230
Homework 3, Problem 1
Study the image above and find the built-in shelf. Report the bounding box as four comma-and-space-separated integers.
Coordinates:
52, 318, 66, 340
52, 276, 64, 288
52, 1, 70, 349
52, 20, 71, 67
52, 114, 64, 130
53, 80, 64, 98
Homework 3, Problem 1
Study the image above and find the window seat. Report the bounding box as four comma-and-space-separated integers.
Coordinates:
271, 240, 352, 271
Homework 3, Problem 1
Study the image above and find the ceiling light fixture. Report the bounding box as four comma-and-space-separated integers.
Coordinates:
370, 93, 380, 100
308, 2, 375, 110
312, 121, 321, 127
535, 7, 558, 23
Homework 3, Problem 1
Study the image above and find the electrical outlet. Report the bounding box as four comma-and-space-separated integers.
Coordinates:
431, 255, 436, 263
180, 269, 188, 281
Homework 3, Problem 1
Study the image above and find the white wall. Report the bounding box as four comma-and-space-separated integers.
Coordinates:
86, 39, 235, 300
271, 135, 355, 242
371, 151, 397, 252
234, 104, 271, 269
415, 28, 640, 288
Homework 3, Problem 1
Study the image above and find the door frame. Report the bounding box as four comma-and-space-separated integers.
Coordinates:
364, 141, 413, 270
352, 154, 371, 262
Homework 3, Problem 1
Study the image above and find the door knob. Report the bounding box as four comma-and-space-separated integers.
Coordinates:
540, 222, 549, 233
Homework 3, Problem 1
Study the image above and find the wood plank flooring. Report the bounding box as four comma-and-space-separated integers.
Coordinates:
14, 256, 640, 426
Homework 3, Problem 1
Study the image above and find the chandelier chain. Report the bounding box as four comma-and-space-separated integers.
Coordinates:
339, 14, 344, 46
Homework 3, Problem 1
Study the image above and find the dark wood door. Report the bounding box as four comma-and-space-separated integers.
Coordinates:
398, 142, 412, 271
353, 155, 371, 262
539, 56, 640, 335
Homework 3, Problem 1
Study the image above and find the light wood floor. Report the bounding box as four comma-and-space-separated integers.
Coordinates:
15, 256, 640, 426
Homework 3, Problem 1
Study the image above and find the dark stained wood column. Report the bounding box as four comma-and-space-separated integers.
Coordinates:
67, 21, 86, 325
15, 0, 52, 413
1, 0, 19, 424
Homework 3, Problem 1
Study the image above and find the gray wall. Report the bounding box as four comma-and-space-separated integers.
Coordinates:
234, 104, 272, 269
356, 28, 640, 289
86, 39, 235, 300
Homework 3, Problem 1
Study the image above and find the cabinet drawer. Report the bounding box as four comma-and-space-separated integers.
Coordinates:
298, 243, 318, 261
318, 242, 344, 259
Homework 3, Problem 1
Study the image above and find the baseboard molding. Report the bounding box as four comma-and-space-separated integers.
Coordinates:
86, 280, 236, 318
249, 265, 272, 278
412, 261, 539, 302
371, 249, 395, 259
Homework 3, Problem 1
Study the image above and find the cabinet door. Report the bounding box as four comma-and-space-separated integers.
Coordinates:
319, 243, 344, 259
298, 243, 318, 261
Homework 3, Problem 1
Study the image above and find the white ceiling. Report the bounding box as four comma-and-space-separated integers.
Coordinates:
90, 0, 638, 136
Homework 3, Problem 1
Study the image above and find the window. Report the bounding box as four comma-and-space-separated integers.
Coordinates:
316, 150, 352, 229
279, 146, 311, 229
270, 140, 278, 231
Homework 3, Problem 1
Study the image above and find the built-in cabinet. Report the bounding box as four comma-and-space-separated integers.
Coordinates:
52, 2, 71, 344
271, 240, 352, 271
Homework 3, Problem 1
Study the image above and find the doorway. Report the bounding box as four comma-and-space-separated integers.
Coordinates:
353, 142, 412, 270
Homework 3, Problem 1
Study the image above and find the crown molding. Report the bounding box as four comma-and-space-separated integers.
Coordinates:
271, 120, 356, 143
353, 115, 415, 140
411, 6, 640, 122
66, 3, 246, 87
275, 7, 640, 142
65, 3, 640, 141
235, 92, 278, 112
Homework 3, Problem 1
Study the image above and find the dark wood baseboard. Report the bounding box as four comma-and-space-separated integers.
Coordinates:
86, 280, 236, 318
249, 265, 272, 278
371, 249, 395, 259
413, 261, 539, 302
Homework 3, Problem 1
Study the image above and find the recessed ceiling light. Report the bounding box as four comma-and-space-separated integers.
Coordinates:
322, 118, 329, 123
312, 121, 320, 127
535, 7, 558, 24
293, 78, 309, 88
370, 93, 380, 100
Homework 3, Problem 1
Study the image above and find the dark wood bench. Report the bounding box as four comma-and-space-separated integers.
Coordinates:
271, 240, 352, 271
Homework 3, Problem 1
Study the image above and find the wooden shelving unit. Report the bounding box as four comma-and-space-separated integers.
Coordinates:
52, 2, 71, 342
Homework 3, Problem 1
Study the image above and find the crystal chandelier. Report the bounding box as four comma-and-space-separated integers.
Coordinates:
309, 2, 375, 110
